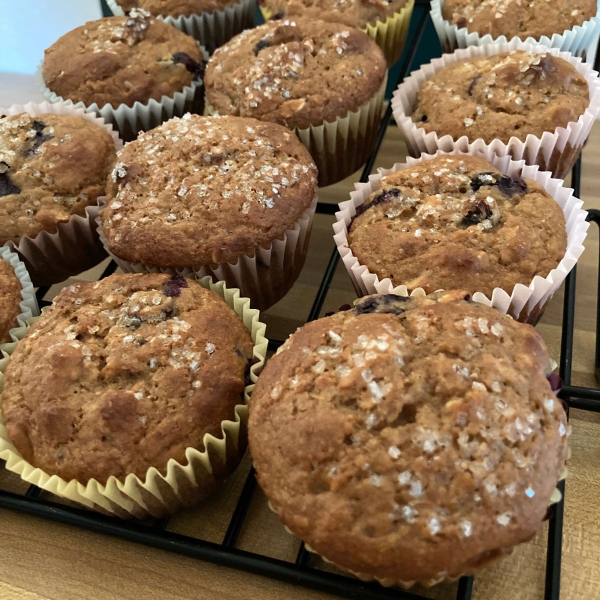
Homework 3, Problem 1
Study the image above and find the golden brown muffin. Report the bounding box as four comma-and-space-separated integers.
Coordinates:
2, 273, 254, 484
347, 154, 567, 298
249, 290, 568, 583
117, 0, 239, 17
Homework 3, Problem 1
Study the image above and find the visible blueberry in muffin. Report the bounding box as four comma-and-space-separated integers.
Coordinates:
462, 198, 493, 227
253, 39, 272, 55
353, 293, 410, 315
172, 52, 207, 79
467, 75, 481, 96
164, 275, 189, 297
24, 121, 53, 157
0, 163, 20, 197
352, 188, 402, 223
470, 172, 528, 197
271, 11, 285, 19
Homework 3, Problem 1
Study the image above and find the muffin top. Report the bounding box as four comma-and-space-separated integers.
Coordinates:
0, 258, 23, 344
0, 112, 117, 245
249, 290, 568, 582
261, 0, 408, 29
205, 19, 387, 129
101, 114, 318, 268
117, 0, 238, 17
2, 273, 254, 484
347, 154, 567, 298
442, 0, 597, 40
42, 10, 205, 108
412, 51, 589, 145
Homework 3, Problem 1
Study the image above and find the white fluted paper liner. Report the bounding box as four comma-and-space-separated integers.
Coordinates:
430, 0, 600, 57
37, 45, 208, 142
0, 101, 124, 286
207, 74, 387, 187
0, 276, 268, 519
97, 195, 318, 311
107, 0, 256, 51
265, 465, 568, 587
333, 149, 589, 323
391, 41, 600, 180
0, 247, 39, 354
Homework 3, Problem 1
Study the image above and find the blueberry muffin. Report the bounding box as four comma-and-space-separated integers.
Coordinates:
205, 19, 386, 130
412, 51, 589, 146
2, 273, 254, 484
42, 10, 205, 108
249, 290, 569, 584
347, 154, 567, 298
261, 0, 408, 30
0, 112, 116, 245
116, 0, 239, 17
101, 114, 317, 267
442, 0, 596, 40
0, 258, 23, 344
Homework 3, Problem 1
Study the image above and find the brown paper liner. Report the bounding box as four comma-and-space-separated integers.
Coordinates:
0, 277, 268, 519
206, 74, 387, 187
97, 195, 318, 311
0, 102, 124, 286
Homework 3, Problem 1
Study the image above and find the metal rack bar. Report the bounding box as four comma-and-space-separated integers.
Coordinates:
1, 3, 596, 600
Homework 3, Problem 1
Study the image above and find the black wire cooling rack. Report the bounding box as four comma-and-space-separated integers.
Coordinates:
2, 2, 600, 599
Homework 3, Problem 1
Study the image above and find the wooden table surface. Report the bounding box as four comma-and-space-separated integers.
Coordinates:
1, 74, 600, 600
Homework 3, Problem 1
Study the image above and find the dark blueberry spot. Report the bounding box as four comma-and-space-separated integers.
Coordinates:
133, 337, 147, 347
462, 199, 493, 227
339, 304, 352, 311
172, 52, 207, 79
354, 294, 409, 316
352, 187, 402, 225
547, 373, 562, 392
127, 316, 142, 329
0, 162, 20, 197
24, 120, 53, 157
271, 11, 285, 19
470, 172, 498, 192
253, 39, 272, 56
496, 175, 527, 197
164, 275, 188, 298
420, 114, 428, 122
467, 75, 481, 96
161, 309, 174, 320
539, 55, 558, 74
324, 311, 335, 317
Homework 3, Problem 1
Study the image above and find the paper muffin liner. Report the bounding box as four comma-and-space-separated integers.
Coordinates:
260, 0, 414, 67
206, 74, 387, 187
0, 246, 39, 354
0, 276, 268, 519
0, 101, 124, 286
333, 149, 589, 323
107, 0, 256, 51
37, 45, 208, 143
430, 0, 600, 58
391, 41, 600, 180
97, 194, 318, 311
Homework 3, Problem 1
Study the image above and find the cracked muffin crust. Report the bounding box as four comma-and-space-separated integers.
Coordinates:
2, 273, 254, 484
204, 19, 387, 129
0, 258, 23, 344
42, 9, 205, 108
248, 290, 569, 583
101, 114, 318, 268
260, 0, 408, 29
412, 50, 589, 145
116, 0, 239, 17
442, 0, 596, 41
347, 154, 567, 297
0, 112, 116, 245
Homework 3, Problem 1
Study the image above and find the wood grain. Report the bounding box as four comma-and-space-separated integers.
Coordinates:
1, 75, 600, 600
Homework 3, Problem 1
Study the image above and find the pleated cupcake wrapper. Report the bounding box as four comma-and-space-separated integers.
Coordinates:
96, 194, 317, 311
37, 45, 208, 143
107, 0, 256, 52
333, 149, 589, 323
206, 73, 387, 187
0, 276, 268, 519
391, 41, 600, 180
265, 462, 568, 588
430, 0, 600, 58
0, 101, 124, 286
0, 247, 39, 354
260, 0, 414, 67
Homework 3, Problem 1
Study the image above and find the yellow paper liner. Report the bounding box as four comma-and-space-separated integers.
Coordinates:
260, 0, 414, 67
97, 195, 318, 312
0, 101, 124, 286
0, 276, 268, 519
206, 74, 387, 187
